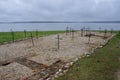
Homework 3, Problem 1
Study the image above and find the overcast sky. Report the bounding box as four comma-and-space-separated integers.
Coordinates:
0, 0, 120, 22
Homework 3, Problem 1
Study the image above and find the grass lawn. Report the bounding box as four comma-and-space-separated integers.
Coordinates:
0, 31, 65, 44
56, 32, 120, 80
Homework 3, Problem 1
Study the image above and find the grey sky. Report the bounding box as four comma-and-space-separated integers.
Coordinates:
0, 0, 120, 21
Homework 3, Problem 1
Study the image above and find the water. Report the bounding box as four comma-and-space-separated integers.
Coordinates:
0, 23, 120, 32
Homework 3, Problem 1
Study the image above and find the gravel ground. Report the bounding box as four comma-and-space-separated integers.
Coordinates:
0, 31, 113, 80
0, 62, 34, 80
0, 31, 110, 63
29, 32, 111, 65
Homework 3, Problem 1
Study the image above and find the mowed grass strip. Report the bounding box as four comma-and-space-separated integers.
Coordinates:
0, 31, 65, 44
56, 33, 120, 80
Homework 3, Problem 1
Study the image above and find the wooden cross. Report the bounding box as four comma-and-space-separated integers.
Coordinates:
104, 29, 107, 39
86, 27, 90, 36
71, 29, 74, 40
56, 34, 62, 49
110, 28, 113, 35
99, 27, 101, 33
83, 27, 85, 33
70, 27, 72, 35
30, 33, 34, 46
24, 30, 27, 38
11, 29, 14, 42
85, 27, 88, 36
81, 28, 84, 37
88, 31, 91, 44
82, 27, 86, 36
36, 30, 38, 39
66, 26, 69, 35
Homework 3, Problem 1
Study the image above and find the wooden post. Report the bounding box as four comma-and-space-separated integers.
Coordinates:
58, 34, 60, 49
83, 27, 85, 33
99, 27, 101, 33
56, 34, 62, 49
85, 27, 88, 36
81, 28, 83, 37
24, 30, 27, 38
72, 29, 74, 40
104, 29, 107, 39
70, 27, 72, 35
88, 32, 91, 44
30, 33, 34, 46
110, 28, 113, 35
88, 27, 90, 35
66, 26, 69, 35
36, 30, 38, 39
11, 29, 14, 42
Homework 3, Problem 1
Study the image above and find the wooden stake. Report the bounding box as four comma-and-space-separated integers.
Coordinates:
110, 28, 113, 35
85, 27, 88, 36
66, 26, 69, 35
72, 29, 74, 40
81, 28, 83, 37
24, 30, 27, 38
36, 30, 38, 39
56, 34, 62, 49
30, 33, 34, 46
104, 29, 107, 39
11, 29, 14, 42
70, 27, 72, 35
88, 32, 91, 44
58, 34, 59, 49
99, 27, 101, 33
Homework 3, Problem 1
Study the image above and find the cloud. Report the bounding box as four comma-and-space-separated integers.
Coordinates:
0, 0, 120, 21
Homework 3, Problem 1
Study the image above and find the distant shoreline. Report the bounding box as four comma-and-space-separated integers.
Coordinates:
0, 21, 120, 24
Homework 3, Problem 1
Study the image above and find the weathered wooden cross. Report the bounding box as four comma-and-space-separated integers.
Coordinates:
104, 29, 107, 39
70, 27, 72, 35
81, 28, 84, 37
56, 34, 62, 49
99, 27, 101, 33
11, 29, 14, 42
88, 31, 91, 44
110, 28, 113, 35
86, 27, 90, 36
71, 29, 74, 40
24, 30, 27, 38
66, 26, 69, 35
30, 33, 34, 46
85, 27, 88, 36
36, 30, 38, 39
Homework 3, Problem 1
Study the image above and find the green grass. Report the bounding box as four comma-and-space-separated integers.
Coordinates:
91, 30, 119, 33
56, 33, 120, 80
0, 31, 65, 44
